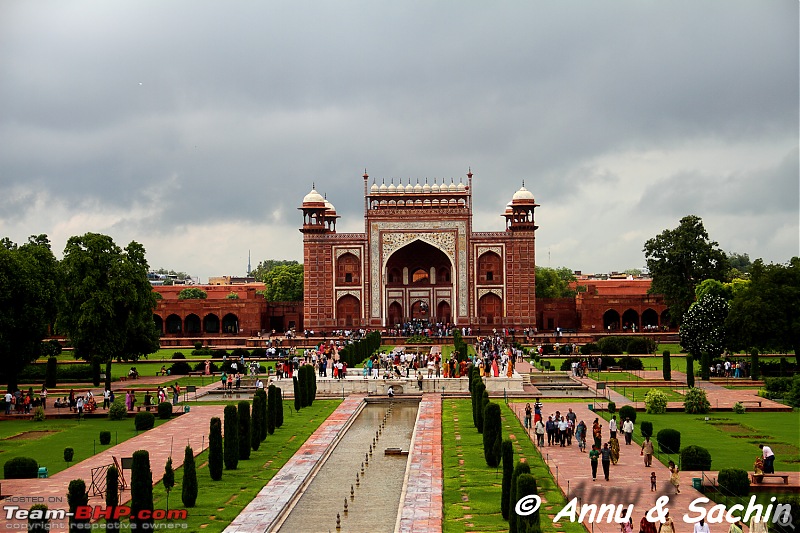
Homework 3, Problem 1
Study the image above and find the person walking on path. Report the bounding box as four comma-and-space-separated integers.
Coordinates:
609, 415, 618, 439
641, 436, 654, 467
759, 444, 775, 473
668, 460, 680, 494
640, 516, 658, 533
610, 436, 620, 465
524, 403, 532, 429
622, 417, 634, 445
534, 418, 545, 447
601, 442, 612, 481
589, 444, 600, 481
576, 421, 587, 452
658, 512, 676, 533
593, 418, 603, 450
693, 518, 710, 533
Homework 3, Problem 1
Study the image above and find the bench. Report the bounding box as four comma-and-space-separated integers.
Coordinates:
607, 366, 622, 371
751, 473, 789, 484
740, 400, 762, 407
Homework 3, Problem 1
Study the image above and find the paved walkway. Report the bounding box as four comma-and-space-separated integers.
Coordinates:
0, 404, 224, 529
223, 394, 366, 533
510, 402, 706, 533
397, 393, 443, 533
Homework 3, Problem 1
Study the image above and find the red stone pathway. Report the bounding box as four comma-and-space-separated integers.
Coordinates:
0, 404, 224, 529
397, 393, 443, 533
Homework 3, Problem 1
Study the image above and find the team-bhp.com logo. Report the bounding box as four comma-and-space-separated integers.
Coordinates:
4, 505, 188, 522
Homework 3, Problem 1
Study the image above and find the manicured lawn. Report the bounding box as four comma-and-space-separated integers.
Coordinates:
600, 411, 800, 472
442, 399, 584, 533
610, 386, 687, 402
588, 371, 645, 382
0, 416, 169, 477
141, 399, 341, 532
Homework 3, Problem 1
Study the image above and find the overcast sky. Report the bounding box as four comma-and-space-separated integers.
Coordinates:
1, 1, 797, 282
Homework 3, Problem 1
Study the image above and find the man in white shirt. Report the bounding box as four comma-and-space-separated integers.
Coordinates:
609, 415, 618, 439
4, 392, 12, 415
622, 417, 634, 445
760, 444, 775, 473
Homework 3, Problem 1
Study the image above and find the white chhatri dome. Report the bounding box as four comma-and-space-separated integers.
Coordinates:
512, 186, 535, 201
303, 189, 325, 204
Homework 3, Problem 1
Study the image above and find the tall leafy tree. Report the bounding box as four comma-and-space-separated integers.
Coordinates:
534, 266, 582, 298
644, 215, 728, 324
0, 235, 58, 391
680, 294, 729, 381
57, 233, 159, 389
727, 257, 800, 363
250, 259, 300, 282
263, 263, 304, 301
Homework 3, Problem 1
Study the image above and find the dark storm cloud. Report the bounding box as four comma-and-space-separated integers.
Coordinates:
0, 0, 796, 278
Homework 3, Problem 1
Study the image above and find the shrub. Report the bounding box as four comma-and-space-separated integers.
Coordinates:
501, 439, 514, 520
169, 359, 191, 375
67, 479, 89, 531
100, 431, 111, 445
640, 421, 653, 439
181, 446, 197, 507
596, 336, 626, 355
482, 402, 502, 467
157, 402, 172, 420
108, 399, 128, 420
656, 428, 681, 454
509, 461, 531, 533
212, 349, 228, 359
178, 287, 207, 300
208, 417, 223, 480
223, 405, 239, 470
250, 348, 266, 359
231, 348, 249, 360
64, 447, 74, 462
607, 402, 616, 414
516, 473, 541, 533
130, 450, 153, 531
28, 503, 49, 531
618, 357, 645, 370
785, 375, 800, 408
626, 337, 655, 355
46, 357, 58, 388
681, 445, 712, 471
732, 402, 745, 414
106, 466, 119, 530
645, 389, 668, 414
662, 351, 672, 381
718, 468, 750, 497
3, 457, 38, 479
619, 405, 637, 424
560, 358, 580, 371
580, 342, 599, 355
237, 401, 251, 460
193, 360, 218, 374
292, 376, 301, 412
684, 387, 711, 414
686, 355, 695, 388
134, 412, 155, 431
32, 406, 46, 421
765, 377, 793, 396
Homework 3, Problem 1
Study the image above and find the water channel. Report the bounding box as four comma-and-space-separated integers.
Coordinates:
275, 400, 420, 533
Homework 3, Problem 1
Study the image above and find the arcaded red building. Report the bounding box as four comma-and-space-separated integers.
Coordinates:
300, 170, 539, 330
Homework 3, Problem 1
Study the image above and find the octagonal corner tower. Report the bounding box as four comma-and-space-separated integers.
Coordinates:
299, 170, 538, 330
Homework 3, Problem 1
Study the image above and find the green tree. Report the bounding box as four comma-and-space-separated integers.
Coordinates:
163, 457, 175, 510
483, 402, 502, 467
130, 450, 153, 531
251, 394, 263, 451
516, 473, 542, 533
0, 235, 58, 391
177, 287, 207, 300
535, 267, 580, 298
680, 294, 729, 380
644, 215, 729, 324
208, 417, 223, 480
509, 461, 531, 533
106, 466, 120, 530
662, 351, 672, 381
181, 446, 197, 507
501, 439, 514, 520
686, 354, 695, 388
237, 401, 251, 460
57, 234, 159, 390
263, 263, 304, 301
268, 384, 278, 434
726, 258, 800, 363
67, 479, 89, 532
727, 252, 752, 279
251, 259, 300, 283
223, 405, 239, 470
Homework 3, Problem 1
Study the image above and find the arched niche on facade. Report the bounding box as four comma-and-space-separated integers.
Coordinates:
153, 314, 164, 335
204, 313, 220, 333
642, 308, 659, 329
603, 309, 620, 331
336, 253, 360, 285
337, 295, 360, 327
222, 313, 239, 334
166, 314, 182, 334
622, 309, 639, 331
385, 239, 453, 288
660, 310, 671, 329
477, 252, 503, 284
478, 293, 502, 324
410, 300, 429, 320
185, 314, 201, 334
437, 300, 451, 323
388, 301, 403, 326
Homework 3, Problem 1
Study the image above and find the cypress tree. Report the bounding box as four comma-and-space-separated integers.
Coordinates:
67, 479, 89, 532
662, 351, 672, 381
130, 450, 153, 531
686, 354, 695, 388
45, 357, 57, 388
267, 385, 277, 435
297, 368, 308, 408
509, 461, 531, 533
209, 417, 223, 480
106, 466, 120, 530
501, 439, 514, 520
256, 389, 268, 440
276, 387, 284, 428
238, 401, 251, 460
303, 365, 315, 406
223, 405, 239, 470
292, 376, 301, 412
516, 474, 541, 533
251, 394, 263, 451
483, 402, 502, 467
181, 446, 197, 507
477, 389, 489, 434
163, 457, 174, 509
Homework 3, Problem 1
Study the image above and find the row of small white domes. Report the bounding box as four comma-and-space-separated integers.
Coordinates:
370, 180, 467, 193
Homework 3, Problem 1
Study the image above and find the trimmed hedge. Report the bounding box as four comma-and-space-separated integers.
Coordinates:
509, 461, 531, 533
134, 412, 155, 431
223, 405, 238, 470
3, 457, 39, 479
640, 421, 653, 439
501, 439, 514, 520
181, 446, 197, 507
130, 450, 153, 531
662, 351, 672, 381
108, 399, 128, 420
482, 402, 502, 467
681, 445, 712, 471
619, 405, 636, 424
64, 448, 74, 462
157, 402, 173, 419
656, 428, 681, 454
208, 417, 223, 481
99, 431, 111, 445
718, 468, 750, 497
